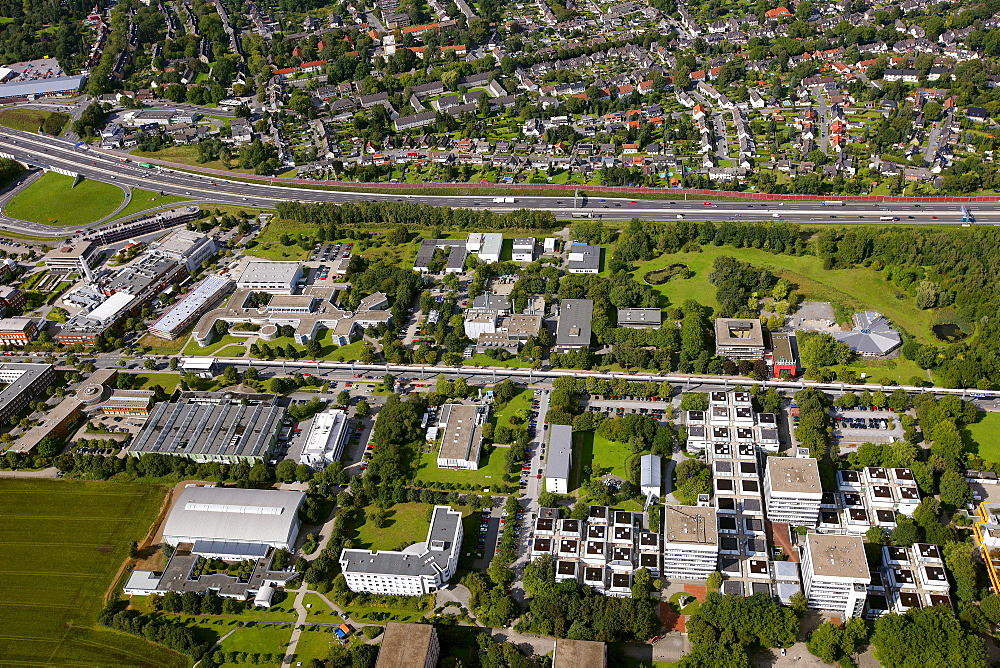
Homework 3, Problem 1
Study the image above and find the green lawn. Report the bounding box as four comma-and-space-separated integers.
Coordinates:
132, 145, 255, 174
583, 430, 635, 479
253, 334, 367, 362
465, 353, 534, 368
115, 188, 188, 221
415, 444, 509, 490
292, 627, 338, 664
246, 242, 311, 261
492, 389, 533, 429
0, 108, 70, 134
183, 333, 250, 356
216, 344, 249, 358
630, 245, 936, 344
131, 372, 186, 393
964, 412, 1000, 463
216, 622, 293, 658
303, 593, 339, 621
5, 172, 126, 226
0, 479, 185, 667
352, 502, 432, 552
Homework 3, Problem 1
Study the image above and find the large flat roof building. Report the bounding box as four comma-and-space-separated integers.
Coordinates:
162, 485, 306, 551
567, 243, 601, 273
546, 424, 573, 494
148, 275, 233, 340
376, 623, 440, 668
299, 409, 350, 469
151, 229, 218, 272
128, 392, 285, 463
340, 505, 463, 595
436, 403, 489, 470
42, 242, 100, 273
801, 533, 870, 619
662, 505, 719, 580
617, 308, 663, 329
555, 299, 594, 353
715, 318, 767, 360
0, 363, 55, 425
236, 261, 302, 294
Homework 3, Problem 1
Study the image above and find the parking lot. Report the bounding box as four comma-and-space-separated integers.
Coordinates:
581, 395, 673, 422
831, 408, 903, 448
310, 241, 353, 263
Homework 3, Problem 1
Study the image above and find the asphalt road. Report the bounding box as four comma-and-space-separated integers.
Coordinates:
0, 127, 992, 237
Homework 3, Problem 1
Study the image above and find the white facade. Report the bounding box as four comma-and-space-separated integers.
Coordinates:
662, 505, 719, 580
640, 454, 661, 499
763, 454, 823, 527
340, 506, 463, 595
546, 424, 573, 494
236, 261, 302, 294
299, 409, 350, 469
467, 232, 503, 264
512, 237, 535, 262
801, 533, 870, 619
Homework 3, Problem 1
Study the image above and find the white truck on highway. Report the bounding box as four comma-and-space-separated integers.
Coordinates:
492, 197, 516, 203
821, 200, 845, 206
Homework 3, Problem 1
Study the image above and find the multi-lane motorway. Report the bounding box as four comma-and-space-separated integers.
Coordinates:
0, 125, 992, 237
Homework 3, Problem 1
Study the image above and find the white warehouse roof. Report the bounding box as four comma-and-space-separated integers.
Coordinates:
162, 486, 306, 548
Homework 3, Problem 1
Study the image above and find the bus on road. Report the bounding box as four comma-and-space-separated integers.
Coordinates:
138, 163, 152, 168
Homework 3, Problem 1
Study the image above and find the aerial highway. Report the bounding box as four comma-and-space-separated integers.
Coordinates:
0, 126, 992, 237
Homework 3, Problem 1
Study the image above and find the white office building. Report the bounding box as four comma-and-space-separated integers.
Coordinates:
466, 232, 503, 264
436, 403, 489, 470
763, 452, 824, 528
662, 505, 719, 580
512, 238, 535, 262
546, 424, 573, 493
340, 506, 463, 595
801, 533, 870, 619
152, 229, 218, 272
236, 261, 303, 294
299, 409, 350, 469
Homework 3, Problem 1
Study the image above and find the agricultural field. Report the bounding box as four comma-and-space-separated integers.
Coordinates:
0, 479, 182, 667
630, 245, 937, 344
0, 108, 70, 134
5, 172, 126, 226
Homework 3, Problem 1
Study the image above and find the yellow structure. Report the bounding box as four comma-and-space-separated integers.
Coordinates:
973, 502, 1000, 593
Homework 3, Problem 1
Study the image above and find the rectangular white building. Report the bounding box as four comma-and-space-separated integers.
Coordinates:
436, 403, 489, 470
153, 229, 218, 272
662, 505, 719, 580
546, 424, 573, 493
340, 505, 463, 595
299, 409, 350, 469
236, 261, 302, 294
512, 237, 535, 262
763, 453, 824, 527
467, 232, 503, 264
801, 533, 870, 619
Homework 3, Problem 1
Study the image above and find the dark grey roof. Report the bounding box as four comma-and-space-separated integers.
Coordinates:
555, 299, 594, 348
340, 506, 462, 577
832, 311, 901, 355
547, 424, 573, 480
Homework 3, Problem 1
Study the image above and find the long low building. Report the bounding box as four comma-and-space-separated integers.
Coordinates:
162, 485, 306, 551
436, 403, 489, 470
128, 392, 285, 463
191, 287, 390, 347
0, 363, 55, 425
148, 275, 233, 340
340, 505, 463, 595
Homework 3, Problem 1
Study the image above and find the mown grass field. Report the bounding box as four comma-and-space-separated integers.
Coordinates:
6, 172, 125, 226
630, 245, 936, 344
415, 444, 509, 490
964, 412, 1000, 463
0, 108, 70, 134
351, 502, 431, 552
115, 188, 188, 221
0, 479, 183, 667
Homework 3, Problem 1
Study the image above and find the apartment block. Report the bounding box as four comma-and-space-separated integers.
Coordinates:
800, 533, 870, 619
662, 505, 719, 580
763, 451, 823, 528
